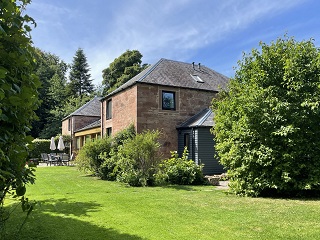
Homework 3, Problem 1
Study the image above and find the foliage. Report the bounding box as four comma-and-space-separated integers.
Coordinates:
97, 124, 136, 180
102, 50, 149, 94
115, 130, 161, 186
155, 148, 205, 185
40, 95, 92, 139
76, 125, 136, 178
31, 48, 68, 138
212, 36, 320, 197
67, 48, 94, 98
0, 0, 39, 233
75, 137, 112, 174
28, 139, 51, 159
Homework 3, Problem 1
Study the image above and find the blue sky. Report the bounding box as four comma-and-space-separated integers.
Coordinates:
26, 0, 320, 86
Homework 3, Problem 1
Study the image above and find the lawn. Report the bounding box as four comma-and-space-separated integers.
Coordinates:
3, 166, 320, 240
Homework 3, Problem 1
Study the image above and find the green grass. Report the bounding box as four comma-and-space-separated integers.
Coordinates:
3, 166, 320, 240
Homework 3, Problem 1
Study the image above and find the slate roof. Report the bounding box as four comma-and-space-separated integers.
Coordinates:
63, 96, 102, 120
75, 119, 101, 133
177, 108, 215, 129
103, 58, 229, 99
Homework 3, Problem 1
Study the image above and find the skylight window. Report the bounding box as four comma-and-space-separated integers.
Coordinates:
190, 74, 204, 83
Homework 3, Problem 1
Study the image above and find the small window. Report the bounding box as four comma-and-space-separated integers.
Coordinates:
106, 99, 112, 119
162, 91, 176, 110
191, 74, 204, 83
68, 118, 71, 131
184, 133, 190, 150
106, 127, 112, 137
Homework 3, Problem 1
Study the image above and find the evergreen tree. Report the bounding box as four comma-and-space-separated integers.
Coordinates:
67, 48, 94, 97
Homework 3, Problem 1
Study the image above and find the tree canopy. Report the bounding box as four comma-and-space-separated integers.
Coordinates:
102, 50, 149, 94
212, 36, 320, 197
0, 0, 39, 217
31, 48, 68, 138
67, 48, 94, 98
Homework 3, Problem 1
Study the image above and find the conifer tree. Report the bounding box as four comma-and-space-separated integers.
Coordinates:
67, 48, 94, 97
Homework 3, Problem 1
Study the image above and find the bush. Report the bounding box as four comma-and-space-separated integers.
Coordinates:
97, 125, 136, 180
155, 148, 205, 185
212, 36, 320, 197
98, 150, 119, 181
28, 139, 51, 159
75, 137, 112, 174
115, 130, 161, 186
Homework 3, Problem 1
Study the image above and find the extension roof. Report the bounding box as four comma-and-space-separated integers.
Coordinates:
63, 96, 102, 120
177, 108, 214, 129
102, 58, 229, 99
74, 119, 101, 133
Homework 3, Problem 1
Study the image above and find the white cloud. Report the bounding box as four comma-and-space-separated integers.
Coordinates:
27, 0, 308, 85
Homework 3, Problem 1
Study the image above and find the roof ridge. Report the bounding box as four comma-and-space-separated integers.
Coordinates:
197, 108, 212, 126
177, 108, 209, 128
136, 58, 164, 82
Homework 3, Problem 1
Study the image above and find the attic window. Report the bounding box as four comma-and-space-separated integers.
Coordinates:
191, 74, 204, 83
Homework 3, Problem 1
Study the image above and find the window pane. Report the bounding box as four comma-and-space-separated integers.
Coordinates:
162, 91, 175, 110
184, 133, 190, 150
107, 99, 112, 119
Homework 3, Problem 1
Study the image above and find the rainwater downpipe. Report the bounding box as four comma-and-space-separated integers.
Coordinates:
101, 100, 104, 138
191, 128, 195, 161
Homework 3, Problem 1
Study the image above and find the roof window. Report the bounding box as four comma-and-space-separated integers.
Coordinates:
190, 74, 204, 83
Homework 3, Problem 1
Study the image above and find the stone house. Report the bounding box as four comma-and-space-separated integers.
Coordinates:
100, 58, 228, 173
61, 96, 101, 153
62, 58, 228, 174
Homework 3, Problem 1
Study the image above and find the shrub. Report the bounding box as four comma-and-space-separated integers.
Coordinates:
212, 36, 320, 197
115, 130, 161, 186
75, 137, 112, 174
98, 150, 119, 181
155, 148, 205, 185
97, 125, 136, 180
28, 139, 51, 159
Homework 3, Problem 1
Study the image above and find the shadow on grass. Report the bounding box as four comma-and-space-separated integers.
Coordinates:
4, 198, 146, 240
160, 185, 199, 191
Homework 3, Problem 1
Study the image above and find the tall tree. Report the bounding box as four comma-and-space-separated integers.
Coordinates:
212, 36, 320, 197
31, 48, 68, 138
102, 50, 149, 94
0, 0, 40, 222
67, 48, 94, 97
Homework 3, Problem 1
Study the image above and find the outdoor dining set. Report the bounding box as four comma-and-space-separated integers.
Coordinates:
39, 135, 73, 166
40, 153, 72, 166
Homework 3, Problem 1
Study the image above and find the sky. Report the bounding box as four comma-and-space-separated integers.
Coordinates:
26, 0, 320, 86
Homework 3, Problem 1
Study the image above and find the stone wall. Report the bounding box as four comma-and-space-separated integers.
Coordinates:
101, 83, 217, 158
136, 83, 216, 157
102, 85, 138, 136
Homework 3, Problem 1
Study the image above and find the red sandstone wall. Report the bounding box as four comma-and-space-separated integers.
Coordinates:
102, 85, 138, 136
101, 83, 216, 158
136, 83, 216, 157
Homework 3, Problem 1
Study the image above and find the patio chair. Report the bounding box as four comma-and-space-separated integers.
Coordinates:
41, 153, 49, 164
61, 153, 70, 166
48, 153, 58, 166
57, 153, 63, 165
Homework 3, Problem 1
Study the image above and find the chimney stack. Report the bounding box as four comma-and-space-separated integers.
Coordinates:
198, 63, 201, 69
192, 62, 195, 69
